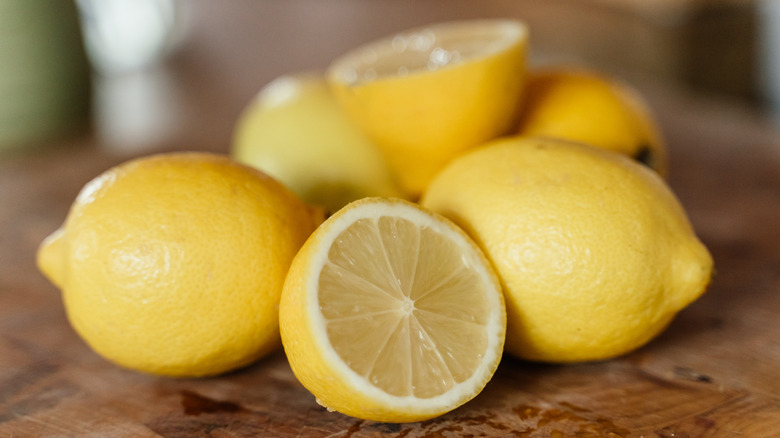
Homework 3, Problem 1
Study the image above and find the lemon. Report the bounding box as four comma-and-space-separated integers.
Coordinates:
421, 137, 712, 363
515, 67, 668, 176
36, 152, 321, 377
327, 19, 528, 197
279, 197, 505, 422
231, 73, 404, 213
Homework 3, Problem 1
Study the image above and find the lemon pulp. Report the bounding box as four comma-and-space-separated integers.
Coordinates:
320, 215, 492, 398
280, 198, 505, 422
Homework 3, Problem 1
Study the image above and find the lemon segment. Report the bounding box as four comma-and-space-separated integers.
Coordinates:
421, 137, 712, 363
327, 19, 529, 197
515, 67, 668, 175
37, 153, 321, 377
280, 198, 505, 422
232, 74, 404, 213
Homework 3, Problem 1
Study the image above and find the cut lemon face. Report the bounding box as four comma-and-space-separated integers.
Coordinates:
327, 19, 528, 198
279, 197, 506, 423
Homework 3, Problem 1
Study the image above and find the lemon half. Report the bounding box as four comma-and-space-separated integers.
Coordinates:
327, 19, 529, 197
279, 197, 506, 422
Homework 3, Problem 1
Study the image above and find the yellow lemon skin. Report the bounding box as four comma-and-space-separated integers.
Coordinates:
328, 19, 529, 198
231, 74, 404, 213
421, 137, 712, 363
515, 68, 668, 176
36, 153, 321, 377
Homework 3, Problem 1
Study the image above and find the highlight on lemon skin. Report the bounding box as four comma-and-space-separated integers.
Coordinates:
36, 152, 321, 377
421, 137, 712, 363
327, 19, 529, 198
515, 67, 669, 176
279, 197, 506, 423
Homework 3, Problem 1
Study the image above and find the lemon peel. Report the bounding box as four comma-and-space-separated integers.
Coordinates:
422, 137, 712, 362
37, 152, 321, 376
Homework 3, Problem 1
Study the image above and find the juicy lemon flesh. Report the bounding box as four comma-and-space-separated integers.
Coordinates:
320, 216, 490, 399
280, 198, 505, 422
334, 20, 524, 85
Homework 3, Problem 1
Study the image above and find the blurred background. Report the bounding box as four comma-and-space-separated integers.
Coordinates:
1, 0, 778, 155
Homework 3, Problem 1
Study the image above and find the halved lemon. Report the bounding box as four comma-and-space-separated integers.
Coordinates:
327, 19, 529, 198
279, 197, 506, 423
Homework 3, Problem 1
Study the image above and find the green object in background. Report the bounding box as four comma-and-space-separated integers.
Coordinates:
0, 0, 92, 151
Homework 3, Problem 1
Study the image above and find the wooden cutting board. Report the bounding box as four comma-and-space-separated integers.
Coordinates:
1, 1, 779, 436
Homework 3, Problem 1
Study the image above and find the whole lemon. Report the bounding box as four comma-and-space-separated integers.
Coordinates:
231, 74, 403, 213
516, 67, 668, 176
421, 137, 712, 362
37, 153, 321, 377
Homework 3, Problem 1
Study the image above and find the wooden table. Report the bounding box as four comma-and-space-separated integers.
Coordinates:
2, 1, 779, 436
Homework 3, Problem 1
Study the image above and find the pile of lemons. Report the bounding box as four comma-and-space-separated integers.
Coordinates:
38, 19, 712, 423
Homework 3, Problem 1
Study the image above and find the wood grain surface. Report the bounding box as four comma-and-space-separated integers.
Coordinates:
2, 1, 779, 436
